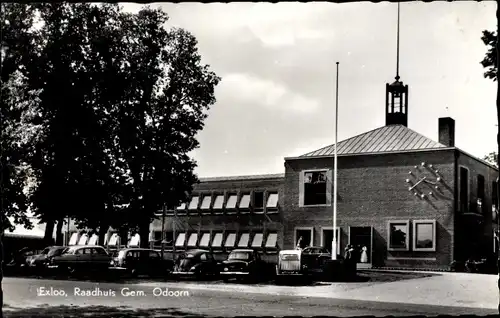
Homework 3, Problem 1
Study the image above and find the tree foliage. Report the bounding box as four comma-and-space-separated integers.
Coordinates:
1, 3, 220, 248
480, 30, 497, 81
483, 151, 498, 168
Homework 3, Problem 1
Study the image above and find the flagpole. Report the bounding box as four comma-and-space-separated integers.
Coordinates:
332, 62, 339, 260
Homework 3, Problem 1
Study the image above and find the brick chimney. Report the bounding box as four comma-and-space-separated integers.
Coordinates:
438, 117, 455, 147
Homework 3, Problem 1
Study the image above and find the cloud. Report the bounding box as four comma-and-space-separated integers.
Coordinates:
218, 73, 320, 114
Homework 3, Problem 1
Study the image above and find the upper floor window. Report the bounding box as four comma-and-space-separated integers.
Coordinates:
459, 167, 469, 212
253, 191, 264, 212
304, 171, 328, 206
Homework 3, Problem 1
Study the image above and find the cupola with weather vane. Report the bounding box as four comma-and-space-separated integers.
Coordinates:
386, 2, 409, 127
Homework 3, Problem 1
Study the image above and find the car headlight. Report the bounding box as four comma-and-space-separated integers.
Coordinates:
190, 266, 197, 271
302, 264, 308, 269
224, 267, 228, 272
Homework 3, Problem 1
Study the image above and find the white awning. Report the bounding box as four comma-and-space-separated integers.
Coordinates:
128, 233, 140, 247
108, 233, 119, 246
88, 234, 99, 245
78, 233, 89, 245
68, 232, 79, 245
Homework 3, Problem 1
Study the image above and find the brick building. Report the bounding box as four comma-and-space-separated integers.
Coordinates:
146, 76, 498, 270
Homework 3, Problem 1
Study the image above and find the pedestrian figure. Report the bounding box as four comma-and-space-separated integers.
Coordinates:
296, 236, 304, 250
360, 246, 368, 263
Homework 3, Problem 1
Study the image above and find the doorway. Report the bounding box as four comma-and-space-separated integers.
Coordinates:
348, 226, 373, 269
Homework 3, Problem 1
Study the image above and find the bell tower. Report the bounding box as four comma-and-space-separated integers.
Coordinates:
386, 2, 409, 127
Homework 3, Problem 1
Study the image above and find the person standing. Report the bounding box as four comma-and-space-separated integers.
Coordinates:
360, 246, 368, 263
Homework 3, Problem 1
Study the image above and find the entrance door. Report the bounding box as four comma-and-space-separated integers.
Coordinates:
348, 226, 373, 269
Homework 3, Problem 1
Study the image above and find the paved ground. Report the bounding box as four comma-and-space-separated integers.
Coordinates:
3, 271, 499, 317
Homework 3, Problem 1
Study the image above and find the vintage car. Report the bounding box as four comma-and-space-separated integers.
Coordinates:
110, 248, 173, 277
171, 249, 219, 279
48, 245, 111, 275
27, 246, 66, 273
220, 249, 271, 282
275, 246, 332, 281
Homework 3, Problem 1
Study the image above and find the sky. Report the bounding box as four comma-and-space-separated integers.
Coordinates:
122, 2, 497, 178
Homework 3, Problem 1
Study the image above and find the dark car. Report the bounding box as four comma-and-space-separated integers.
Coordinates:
220, 249, 270, 282
27, 246, 66, 273
172, 249, 219, 279
111, 248, 173, 277
48, 245, 111, 276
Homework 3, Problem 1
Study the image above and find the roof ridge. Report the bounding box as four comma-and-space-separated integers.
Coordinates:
300, 125, 391, 157
298, 125, 446, 158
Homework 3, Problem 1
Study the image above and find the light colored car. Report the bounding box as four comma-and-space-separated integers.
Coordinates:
276, 246, 332, 279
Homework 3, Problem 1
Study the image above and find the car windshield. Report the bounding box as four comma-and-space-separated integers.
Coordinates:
281, 254, 299, 261
64, 247, 78, 254
228, 252, 250, 260
41, 248, 50, 255
118, 250, 126, 258
48, 248, 64, 257
185, 253, 196, 259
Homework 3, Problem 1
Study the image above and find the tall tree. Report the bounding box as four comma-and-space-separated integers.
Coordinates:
105, 7, 220, 246
480, 2, 500, 173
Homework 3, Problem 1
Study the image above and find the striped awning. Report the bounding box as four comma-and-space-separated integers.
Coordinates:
88, 234, 99, 245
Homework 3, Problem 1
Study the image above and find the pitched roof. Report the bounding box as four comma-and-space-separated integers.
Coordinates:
299, 125, 447, 158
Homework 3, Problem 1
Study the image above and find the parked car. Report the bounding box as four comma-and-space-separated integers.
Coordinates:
220, 249, 271, 282
171, 249, 219, 279
110, 248, 173, 277
27, 246, 66, 273
275, 246, 332, 282
48, 245, 111, 276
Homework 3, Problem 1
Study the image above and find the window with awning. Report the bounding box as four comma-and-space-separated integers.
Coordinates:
224, 233, 236, 248
187, 233, 198, 247
201, 195, 212, 211
212, 233, 223, 248
199, 233, 210, 247
238, 233, 250, 247
226, 194, 237, 210
77, 233, 89, 245
108, 233, 119, 246
239, 194, 251, 210
69, 233, 79, 246
266, 193, 279, 209
175, 233, 186, 248
213, 195, 224, 210
251, 233, 264, 247
129, 234, 140, 247
188, 196, 199, 210
88, 234, 99, 245
265, 233, 278, 248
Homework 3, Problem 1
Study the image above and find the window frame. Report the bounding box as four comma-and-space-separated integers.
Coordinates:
211, 232, 224, 249
387, 220, 410, 251
477, 174, 485, 214
188, 196, 200, 212
294, 227, 314, 248
251, 232, 264, 248
224, 232, 237, 249
212, 194, 225, 214
253, 191, 265, 213
187, 233, 199, 247
225, 193, 238, 213
199, 232, 211, 248
200, 194, 212, 213
320, 226, 341, 254
175, 232, 187, 249
458, 165, 470, 213
264, 232, 278, 249
413, 219, 437, 252
176, 202, 187, 215
300, 169, 331, 207
239, 193, 251, 213
266, 192, 279, 213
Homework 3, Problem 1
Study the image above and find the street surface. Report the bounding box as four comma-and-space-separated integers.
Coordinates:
3, 274, 499, 317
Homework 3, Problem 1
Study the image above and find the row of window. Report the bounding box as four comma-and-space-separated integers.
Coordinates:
68, 232, 140, 247
388, 220, 436, 252
152, 231, 279, 250
165, 191, 279, 214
